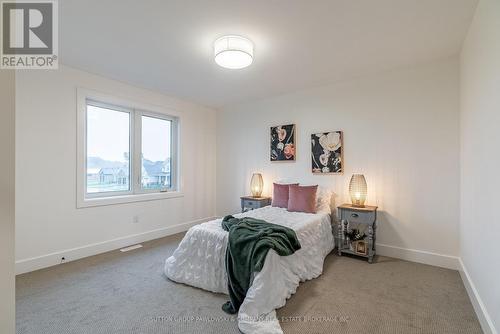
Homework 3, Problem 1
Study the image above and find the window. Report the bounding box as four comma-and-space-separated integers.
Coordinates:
86, 102, 131, 195
141, 115, 172, 190
77, 90, 180, 207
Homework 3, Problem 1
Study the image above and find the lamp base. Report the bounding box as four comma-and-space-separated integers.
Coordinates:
351, 203, 366, 208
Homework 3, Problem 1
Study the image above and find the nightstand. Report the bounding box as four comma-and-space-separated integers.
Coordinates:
240, 196, 271, 212
337, 204, 378, 263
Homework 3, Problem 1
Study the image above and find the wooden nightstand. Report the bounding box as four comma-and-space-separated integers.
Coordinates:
240, 196, 272, 212
337, 203, 378, 263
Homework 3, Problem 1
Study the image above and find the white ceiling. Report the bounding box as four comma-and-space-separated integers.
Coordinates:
60, 0, 478, 108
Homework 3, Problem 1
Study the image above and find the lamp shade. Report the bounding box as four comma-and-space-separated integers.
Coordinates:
349, 174, 367, 207
250, 173, 264, 197
214, 35, 253, 69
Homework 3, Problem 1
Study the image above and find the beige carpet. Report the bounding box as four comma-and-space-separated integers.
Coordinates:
16, 233, 482, 334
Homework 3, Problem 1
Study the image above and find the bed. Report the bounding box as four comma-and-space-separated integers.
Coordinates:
164, 204, 334, 334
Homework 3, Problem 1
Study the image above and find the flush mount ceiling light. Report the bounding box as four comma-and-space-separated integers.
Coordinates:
214, 35, 253, 69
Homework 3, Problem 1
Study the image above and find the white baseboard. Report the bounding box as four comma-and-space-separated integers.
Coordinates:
15, 216, 217, 275
376, 243, 460, 270
376, 245, 497, 333
458, 258, 498, 334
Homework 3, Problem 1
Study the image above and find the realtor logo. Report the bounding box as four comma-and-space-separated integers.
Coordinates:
1, 0, 58, 69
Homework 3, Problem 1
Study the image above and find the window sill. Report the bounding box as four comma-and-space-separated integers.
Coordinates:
77, 191, 184, 208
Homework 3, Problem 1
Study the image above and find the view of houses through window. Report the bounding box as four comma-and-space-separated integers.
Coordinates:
86, 102, 173, 195
141, 115, 172, 190
86, 104, 131, 193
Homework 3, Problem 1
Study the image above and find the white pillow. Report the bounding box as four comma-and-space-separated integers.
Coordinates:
275, 178, 298, 185
315, 187, 332, 213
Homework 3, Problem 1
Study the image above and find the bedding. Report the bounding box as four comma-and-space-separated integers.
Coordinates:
221, 215, 302, 314
164, 206, 334, 334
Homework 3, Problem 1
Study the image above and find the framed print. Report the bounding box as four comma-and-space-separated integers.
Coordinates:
311, 131, 343, 174
355, 240, 368, 255
270, 124, 295, 161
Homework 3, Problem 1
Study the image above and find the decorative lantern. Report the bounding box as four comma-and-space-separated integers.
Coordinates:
250, 173, 264, 197
349, 174, 367, 207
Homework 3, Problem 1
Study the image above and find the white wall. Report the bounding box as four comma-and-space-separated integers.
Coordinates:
217, 59, 461, 267
460, 0, 500, 332
0, 71, 15, 334
15, 65, 217, 273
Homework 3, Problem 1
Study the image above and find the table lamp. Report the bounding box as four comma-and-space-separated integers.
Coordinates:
250, 173, 263, 197
349, 174, 367, 207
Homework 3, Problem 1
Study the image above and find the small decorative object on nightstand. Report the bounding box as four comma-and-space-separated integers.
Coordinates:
240, 196, 271, 213
337, 203, 378, 263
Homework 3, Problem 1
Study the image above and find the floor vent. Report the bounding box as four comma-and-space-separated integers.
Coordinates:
120, 244, 143, 252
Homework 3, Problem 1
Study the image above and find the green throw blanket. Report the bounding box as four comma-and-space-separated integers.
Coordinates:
221, 215, 301, 314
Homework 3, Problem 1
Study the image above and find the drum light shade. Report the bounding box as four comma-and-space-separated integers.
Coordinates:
349, 174, 367, 207
250, 173, 264, 197
214, 35, 253, 69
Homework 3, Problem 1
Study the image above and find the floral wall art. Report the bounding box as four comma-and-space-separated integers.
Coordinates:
270, 124, 296, 161
311, 131, 343, 174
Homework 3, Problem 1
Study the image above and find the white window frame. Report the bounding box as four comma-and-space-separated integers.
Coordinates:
77, 88, 183, 208
134, 110, 179, 194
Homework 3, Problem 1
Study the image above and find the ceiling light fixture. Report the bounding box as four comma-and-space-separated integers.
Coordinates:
214, 35, 253, 69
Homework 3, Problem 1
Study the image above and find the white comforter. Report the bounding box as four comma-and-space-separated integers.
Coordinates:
164, 206, 334, 334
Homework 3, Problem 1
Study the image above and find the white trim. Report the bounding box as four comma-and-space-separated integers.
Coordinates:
120, 244, 143, 252
76, 88, 182, 208
458, 258, 498, 334
374, 245, 497, 332
83, 102, 134, 199
76, 191, 184, 208
135, 111, 179, 194
376, 243, 460, 270
15, 216, 217, 275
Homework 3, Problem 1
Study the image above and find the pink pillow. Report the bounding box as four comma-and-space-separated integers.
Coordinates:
272, 183, 298, 208
287, 185, 318, 214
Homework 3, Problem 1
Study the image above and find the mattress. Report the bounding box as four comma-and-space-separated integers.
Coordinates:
164, 206, 334, 333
